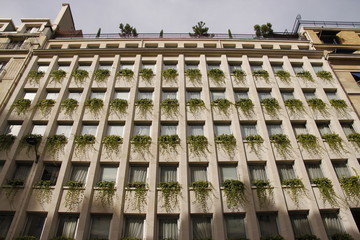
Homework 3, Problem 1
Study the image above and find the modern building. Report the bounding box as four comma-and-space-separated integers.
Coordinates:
0, 4, 360, 240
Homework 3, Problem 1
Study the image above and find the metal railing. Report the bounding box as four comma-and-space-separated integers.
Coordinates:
293, 20, 360, 33
0, 42, 30, 50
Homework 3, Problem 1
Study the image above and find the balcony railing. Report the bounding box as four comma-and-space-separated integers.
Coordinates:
0, 42, 30, 50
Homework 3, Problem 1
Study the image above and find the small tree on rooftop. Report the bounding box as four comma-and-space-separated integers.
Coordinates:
119, 23, 138, 37
190, 21, 212, 38
254, 23, 274, 37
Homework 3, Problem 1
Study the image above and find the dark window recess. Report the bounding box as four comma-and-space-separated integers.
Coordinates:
317, 30, 340, 44
351, 72, 360, 86
351, 209, 360, 232
41, 165, 60, 185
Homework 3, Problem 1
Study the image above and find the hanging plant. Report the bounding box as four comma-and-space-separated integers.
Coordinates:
253, 179, 273, 207
330, 99, 347, 112
4, 179, 24, 202
162, 68, 178, 82
322, 133, 345, 154
312, 177, 338, 206
270, 134, 291, 158
223, 179, 246, 209
347, 133, 360, 149
14, 236, 37, 240
158, 134, 180, 152
102, 135, 123, 156
121, 238, 141, 240
296, 134, 322, 155
282, 178, 306, 206
96, 181, 116, 206
252, 70, 269, 82
191, 180, 212, 211
110, 99, 128, 115
12, 98, 31, 115
340, 175, 360, 203
208, 68, 225, 84
61, 98, 78, 116
135, 98, 153, 116
0, 134, 16, 152
307, 98, 327, 115
139, 68, 154, 82
93, 69, 110, 83
34, 180, 52, 206
117, 69, 134, 81
131, 135, 151, 153
261, 98, 280, 117
295, 234, 320, 240
232, 69, 246, 83
71, 69, 89, 84
74, 134, 96, 156
275, 70, 291, 83
187, 98, 205, 114
246, 135, 263, 154
215, 134, 236, 156
261, 236, 284, 240
46, 134, 68, 159
65, 180, 84, 210
161, 98, 179, 117
50, 69, 67, 84
20, 134, 42, 154
36, 99, 55, 116
187, 135, 208, 156
316, 71, 333, 81
50, 237, 75, 240
159, 181, 182, 212
296, 71, 314, 82
284, 99, 304, 114
185, 68, 202, 84
28, 70, 45, 85
211, 98, 232, 115
85, 98, 104, 115
126, 182, 147, 212
235, 98, 254, 117
331, 233, 354, 240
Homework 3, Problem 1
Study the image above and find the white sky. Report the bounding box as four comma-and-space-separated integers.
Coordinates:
1, 0, 359, 34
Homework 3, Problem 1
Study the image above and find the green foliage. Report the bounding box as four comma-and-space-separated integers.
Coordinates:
223, 179, 246, 209
46, 134, 68, 159
185, 68, 202, 84
261, 98, 280, 117
96, 181, 116, 206
28, 70, 45, 85
161, 98, 179, 117
94, 69, 110, 83
121, 237, 141, 240
139, 68, 154, 82
190, 21, 211, 38
0, 134, 15, 152
71, 69, 89, 84
102, 135, 123, 156
4, 178, 24, 202
282, 178, 306, 206
232, 69, 246, 83
261, 235, 284, 240
295, 234, 320, 240
61, 98, 78, 116
159, 29, 163, 38
215, 134, 236, 156
158, 134, 180, 152
65, 180, 84, 210
50, 69, 67, 83
253, 180, 272, 207
21, 134, 42, 154
191, 181, 212, 211
313, 177, 338, 206
85, 98, 104, 115
36, 99, 55, 116
110, 99, 128, 115
340, 175, 360, 203
316, 71, 333, 81
284, 99, 304, 114
347, 133, 360, 149
74, 134, 96, 156
331, 233, 354, 240
322, 133, 345, 154
330, 99, 347, 112
296, 134, 321, 155
187, 135, 208, 156
296, 71, 314, 82
252, 70, 269, 82
126, 182, 147, 212
34, 180, 52, 206
117, 69, 134, 81
12, 98, 31, 115
162, 68, 178, 82
246, 135, 263, 154
211, 98, 232, 115
50, 236, 75, 240
135, 98, 153, 116
254, 22, 273, 37
119, 23, 138, 37
270, 134, 291, 158
235, 98, 254, 117
307, 98, 327, 115
228, 29, 233, 38
275, 70, 291, 83
208, 68, 225, 84
131, 135, 151, 153
159, 181, 182, 212
15, 236, 37, 240
188, 98, 205, 114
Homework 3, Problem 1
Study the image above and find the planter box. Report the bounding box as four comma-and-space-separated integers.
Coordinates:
157, 190, 181, 213
58, 188, 84, 212
123, 189, 148, 213
221, 190, 247, 213
189, 189, 214, 213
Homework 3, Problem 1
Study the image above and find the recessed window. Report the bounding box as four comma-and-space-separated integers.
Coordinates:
192, 216, 212, 239
316, 122, 332, 136
332, 162, 351, 178
190, 166, 207, 183
142, 63, 155, 71
186, 90, 201, 101
99, 165, 118, 182
133, 124, 150, 136
261, 44, 273, 49
49, 45, 62, 49
56, 124, 72, 138
243, 44, 254, 49
40, 165, 60, 185
229, 63, 242, 73
289, 213, 312, 238
277, 164, 296, 181
114, 90, 129, 100
351, 72, 360, 84
163, 63, 177, 70
23, 213, 47, 239
57, 63, 70, 72
219, 165, 238, 184
224, 215, 246, 239
37, 65, 49, 73
258, 91, 272, 101
321, 212, 344, 238
98, 62, 112, 70
77, 63, 91, 71
234, 90, 249, 100
70, 165, 88, 184
120, 63, 134, 70
325, 91, 337, 100
280, 45, 291, 50
211, 91, 225, 100
160, 166, 177, 182
46, 92, 59, 100
207, 63, 220, 70
0, 212, 14, 238
160, 123, 177, 135
292, 123, 307, 136
158, 217, 178, 239
311, 64, 323, 73
56, 215, 78, 238
257, 213, 279, 238
292, 64, 304, 74
187, 124, 204, 136
281, 91, 294, 100
68, 91, 82, 101
162, 91, 177, 100
241, 123, 257, 139
138, 91, 153, 100
107, 124, 124, 136
32, 124, 47, 135
185, 63, 199, 70
214, 123, 231, 136
305, 162, 324, 183
267, 124, 282, 136
271, 63, 283, 73
24, 92, 36, 101
6, 123, 22, 136
250, 63, 263, 72
340, 122, 355, 136
10, 163, 31, 185
90, 91, 105, 100
89, 215, 112, 239
123, 216, 145, 239
129, 166, 147, 183
81, 124, 98, 135
248, 164, 267, 184
303, 90, 316, 100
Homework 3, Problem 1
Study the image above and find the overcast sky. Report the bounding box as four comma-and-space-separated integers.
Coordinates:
1, 0, 359, 34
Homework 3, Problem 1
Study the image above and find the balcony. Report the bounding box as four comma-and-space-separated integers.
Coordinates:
0, 42, 30, 50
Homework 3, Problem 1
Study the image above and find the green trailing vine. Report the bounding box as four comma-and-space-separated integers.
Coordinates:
340, 173, 360, 203
261, 236, 284, 240
50, 69, 67, 83
28, 70, 45, 85
261, 98, 280, 117
61, 98, 78, 116
275, 70, 291, 83
211, 98, 232, 115
0, 134, 16, 152
50, 237, 75, 240
330, 99, 347, 113
191, 180, 212, 211
96, 181, 116, 206
322, 133, 345, 154
131, 135, 151, 153
187, 135, 208, 156
139, 68, 154, 82
126, 182, 147, 212
270, 134, 291, 158
12, 98, 31, 115
296, 71, 314, 82
284, 99, 305, 114
282, 178, 306, 206
34, 180, 52, 206
223, 179, 246, 209
159, 181, 182, 212
208, 68, 225, 84
232, 69, 246, 83
316, 71, 333, 81
135, 98, 153, 116
295, 234, 320, 240
253, 179, 273, 207
347, 133, 360, 149
36, 99, 55, 116
110, 99, 128, 115
4, 179, 24, 202
65, 180, 84, 210
102, 135, 123, 156
161, 98, 179, 117
215, 134, 236, 156
14, 236, 37, 240
117, 69, 134, 81
252, 70, 269, 82
307, 98, 327, 115
185, 68, 202, 84
121, 238, 141, 240
162, 68, 178, 82
246, 135, 263, 154
85, 98, 104, 115
21, 134, 42, 154
312, 177, 338, 206
93, 69, 110, 83
187, 98, 205, 114
74, 134, 96, 156
235, 98, 254, 117
331, 233, 354, 240
46, 134, 68, 159
71, 69, 89, 84
296, 134, 322, 155
158, 134, 180, 152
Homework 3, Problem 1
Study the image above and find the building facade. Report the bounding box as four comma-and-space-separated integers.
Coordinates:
0, 5, 360, 240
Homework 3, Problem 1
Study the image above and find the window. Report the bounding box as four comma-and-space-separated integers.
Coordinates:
187, 124, 204, 136
192, 216, 212, 240
0, 61, 7, 74
0, 212, 14, 238
207, 63, 220, 70
24, 92, 36, 101
214, 124, 231, 136
123, 216, 144, 239
229, 63, 242, 72
107, 124, 124, 136
129, 166, 147, 183
277, 164, 296, 181
332, 162, 351, 178
258, 91, 272, 101
160, 166, 177, 182
234, 90, 249, 100
120, 63, 134, 70
32, 124, 47, 135
37, 65, 49, 73
56, 215, 78, 238
99, 166, 118, 182
158, 217, 178, 240
81, 125, 98, 135
267, 124, 282, 136
290, 213, 312, 238
26, 26, 40, 33
305, 162, 324, 183
271, 64, 283, 73
250, 63, 263, 71
224, 215, 246, 239
142, 63, 155, 71
219, 165, 238, 184
241, 123, 257, 139
311, 64, 323, 73
303, 91, 316, 100
292, 64, 303, 74
186, 90, 201, 101
325, 91, 337, 100
211, 91, 225, 100
56, 124, 72, 138
340, 122, 355, 136
185, 63, 199, 70
58, 64, 70, 72
281, 91, 294, 100
160, 123, 177, 135
89, 215, 112, 239
249, 164, 267, 183
292, 123, 307, 136
68, 91, 82, 101
190, 166, 207, 183
11, 164, 31, 184
23, 213, 47, 239
98, 63, 112, 71
351, 72, 360, 84
134, 124, 150, 136
258, 213, 279, 237
41, 165, 60, 185
77, 63, 91, 71
317, 122, 332, 136
70, 165, 88, 184
163, 63, 177, 70
114, 90, 129, 100
6, 123, 22, 136
90, 91, 105, 100
162, 91, 177, 100
138, 91, 153, 100
321, 212, 344, 237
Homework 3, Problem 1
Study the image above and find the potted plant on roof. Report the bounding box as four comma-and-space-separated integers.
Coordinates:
189, 21, 213, 38
71, 69, 89, 84
162, 68, 178, 82
110, 99, 128, 116
261, 98, 280, 117
28, 69, 45, 85
253, 23, 274, 37
93, 69, 110, 83
0, 134, 16, 152
187, 98, 206, 114
159, 181, 182, 212
161, 98, 179, 117
50, 69, 67, 84
253, 70, 270, 82
187, 135, 208, 156
275, 70, 291, 83
96, 180, 116, 206
117, 69, 134, 81
208, 68, 225, 84
215, 134, 236, 156
119, 23, 138, 37
74, 134, 96, 156
191, 180, 212, 211
158, 134, 180, 153
36, 99, 56, 116
282, 178, 306, 206
61, 98, 78, 116
235, 98, 254, 117
12, 98, 32, 115
126, 181, 147, 212
223, 179, 246, 209
185, 68, 202, 84
211, 98, 232, 115
296, 71, 314, 82
102, 135, 123, 157
46, 134, 68, 159
284, 99, 304, 115
316, 71, 333, 81
85, 98, 104, 115
232, 69, 246, 83
270, 134, 291, 158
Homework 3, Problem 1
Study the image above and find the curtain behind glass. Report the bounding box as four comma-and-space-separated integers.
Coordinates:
159, 219, 178, 240
90, 92, 105, 99
251, 65, 263, 71
306, 163, 324, 182
187, 91, 201, 100
68, 92, 82, 101
124, 217, 144, 238
304, 92, 316, 100
0, 214, 13, 237
6, 124, 22, 136
318, 124, 332, 135
24, 92, 36, 101
24, 214, 46, 239
333, 163, 350, 178
107, 125, 124, 136
71, 166, 88, 183
134, 125, 150, 136
90, 216, 111, 239
249, 165, 267, 182
220, 166, 237, 183
225, 215, 246, 239
322, 213, 343, 237
192, 217, 212, 239
235, 91, 248, 100
138, 91, 153, 99
326, 92, 337, 100
114, 91, 129, 99
130, 167, 147, 183
215, 125, 231, 136
161, 125, 177, 135
191, 167, 207, 182
160, 167, 177, 182
341, 124, 355, 136
46, 92, 59, 100
282, 92, 294, 100
101, 167, 117, 182
293, 124, 307, 135
272, 65, 283, 73
81, 125, 97, 135
32, 125, 47, 135
292, 65, 303, 74
259, 92, 272, 100
56, 125, 72, 138
258, 214, 278, 237
267, 125, 282, 136
211, 91, 225, 100
290, 215, 312, 237
188, 125, 204, 136
14, 165, 31, 181
312, 65, 323, 73
60, 216, 78, 238
162, 91, 177, 100
278, 165, 296, 181
242, 124, 257, 138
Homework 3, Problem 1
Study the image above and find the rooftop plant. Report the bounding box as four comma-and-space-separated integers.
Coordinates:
65, 180, 84, 210
12, 98, 31, 115
93, 69, 110, 83
282, 178, 306, 206
316, 70, 333, 81
185, 68, 202, 84
223, 179, 246, 209
208, 68, 225, 84
0, 134, 16, 152
61, 98, 78, 116
246, 135, 263, 154
102, 135, 123, 156
211, 98, 232, 115
46, 134, 68, 159
117, 69, 134, 81
191, 180, 212, 211
235, 98, 254, 117
261, 98, 280, 117
131, 135, 151, 153
253, 179, 273, 207
119, 23, 138, 37
85, 98, 104, 115
126, 182, 147, 212
96, 181, 116, 206
110, 99, 128, 115
135, 98, 153, 116
34, 180, 52, 206
313, 177, 338, 206
347, 133, 360, 149
158, 134, 180, 152
307, 98, 327, 115
270, 134, 291, 158
190, 21, 212, 38
28, 70, 45, 85
36, 99, 55, 116
162, 68, 178, 82
275, 70, 291, 83
74, 134, 96, 156
50, 69, 66, 83
284, 99, 304, 114
252, 70, 270, 82
161, 98, 179, 117
159, 181, 182, 212
215, 134, 236, 156
254, 22, 273, 37
187, 98, 205, 114
296, 134, 322, 155
139, 68, 154, 82
71, 69, 88, 84
232, 69, 246, 83
322, 133, 345, 154
187, 135, 208, 156
296, 71, 314, 82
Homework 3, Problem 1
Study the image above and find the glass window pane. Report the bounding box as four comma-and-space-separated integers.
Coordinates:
317, 123, 332, 135
24, 92, 36, 101
159, 218, 178, 240
185, 64, 198, 70
278, 164, 296, 181
134, 125, 150, 136
258, 213, 279, 237
41, 165, 60, 185
341, 123, 355, 136
68, 92, 82, 101
259, 92, 272, 101
192, 216, 212, 240
267, 124, 282, 136
0, 213, 14, 238
290, 214, 312, 237
326, 92, 337, 100
293, 124, 307, 136
305, 163, 324, 182
6, 124, 22, 136
161, 125, 177, 135
251, 64, 263, 71
281, 92, 294, 100
38, 65, 49, 72
211, 91, 225, 100
81, 125, 97, 135
90, 92, 105, 99
129, 166, 147, 183
24, 214, 47, 239
292, 65, 303, 74
89, 215, 111, 239
220, 166, 237, 183
107, 125, 124, 136
241, 124, 257, 138
333, 162, 351, 178
321, 213, 343, 237
100, 166, 117, 182
225, 215, 246, 239
124, 216, 144, 239
78, 64, 91, 71
190, 166, 207, 182
272, 64, 283, 73
99, 64, 112, 70
138, 91, 153, 99
188, 125, 204, 136
46, 92, 59, 100
234, 91, 248, 100
142, 64, 155, 71
160, 166, 177, 182
70, 166, 88, 183
304, 92, 316, 100
249, 165, 267, 182
120, 64, 133, 70
187, 91, 201, 100
114, 91, 129, 100
312, 64, 323, 73
58, 65, 70, 72
57, 215, 78, 238
162, 91, 177, 100
56, 125, 72, 138
13, 164, 31, 182
214, 124, 231, 136
32, 125, 47, 135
